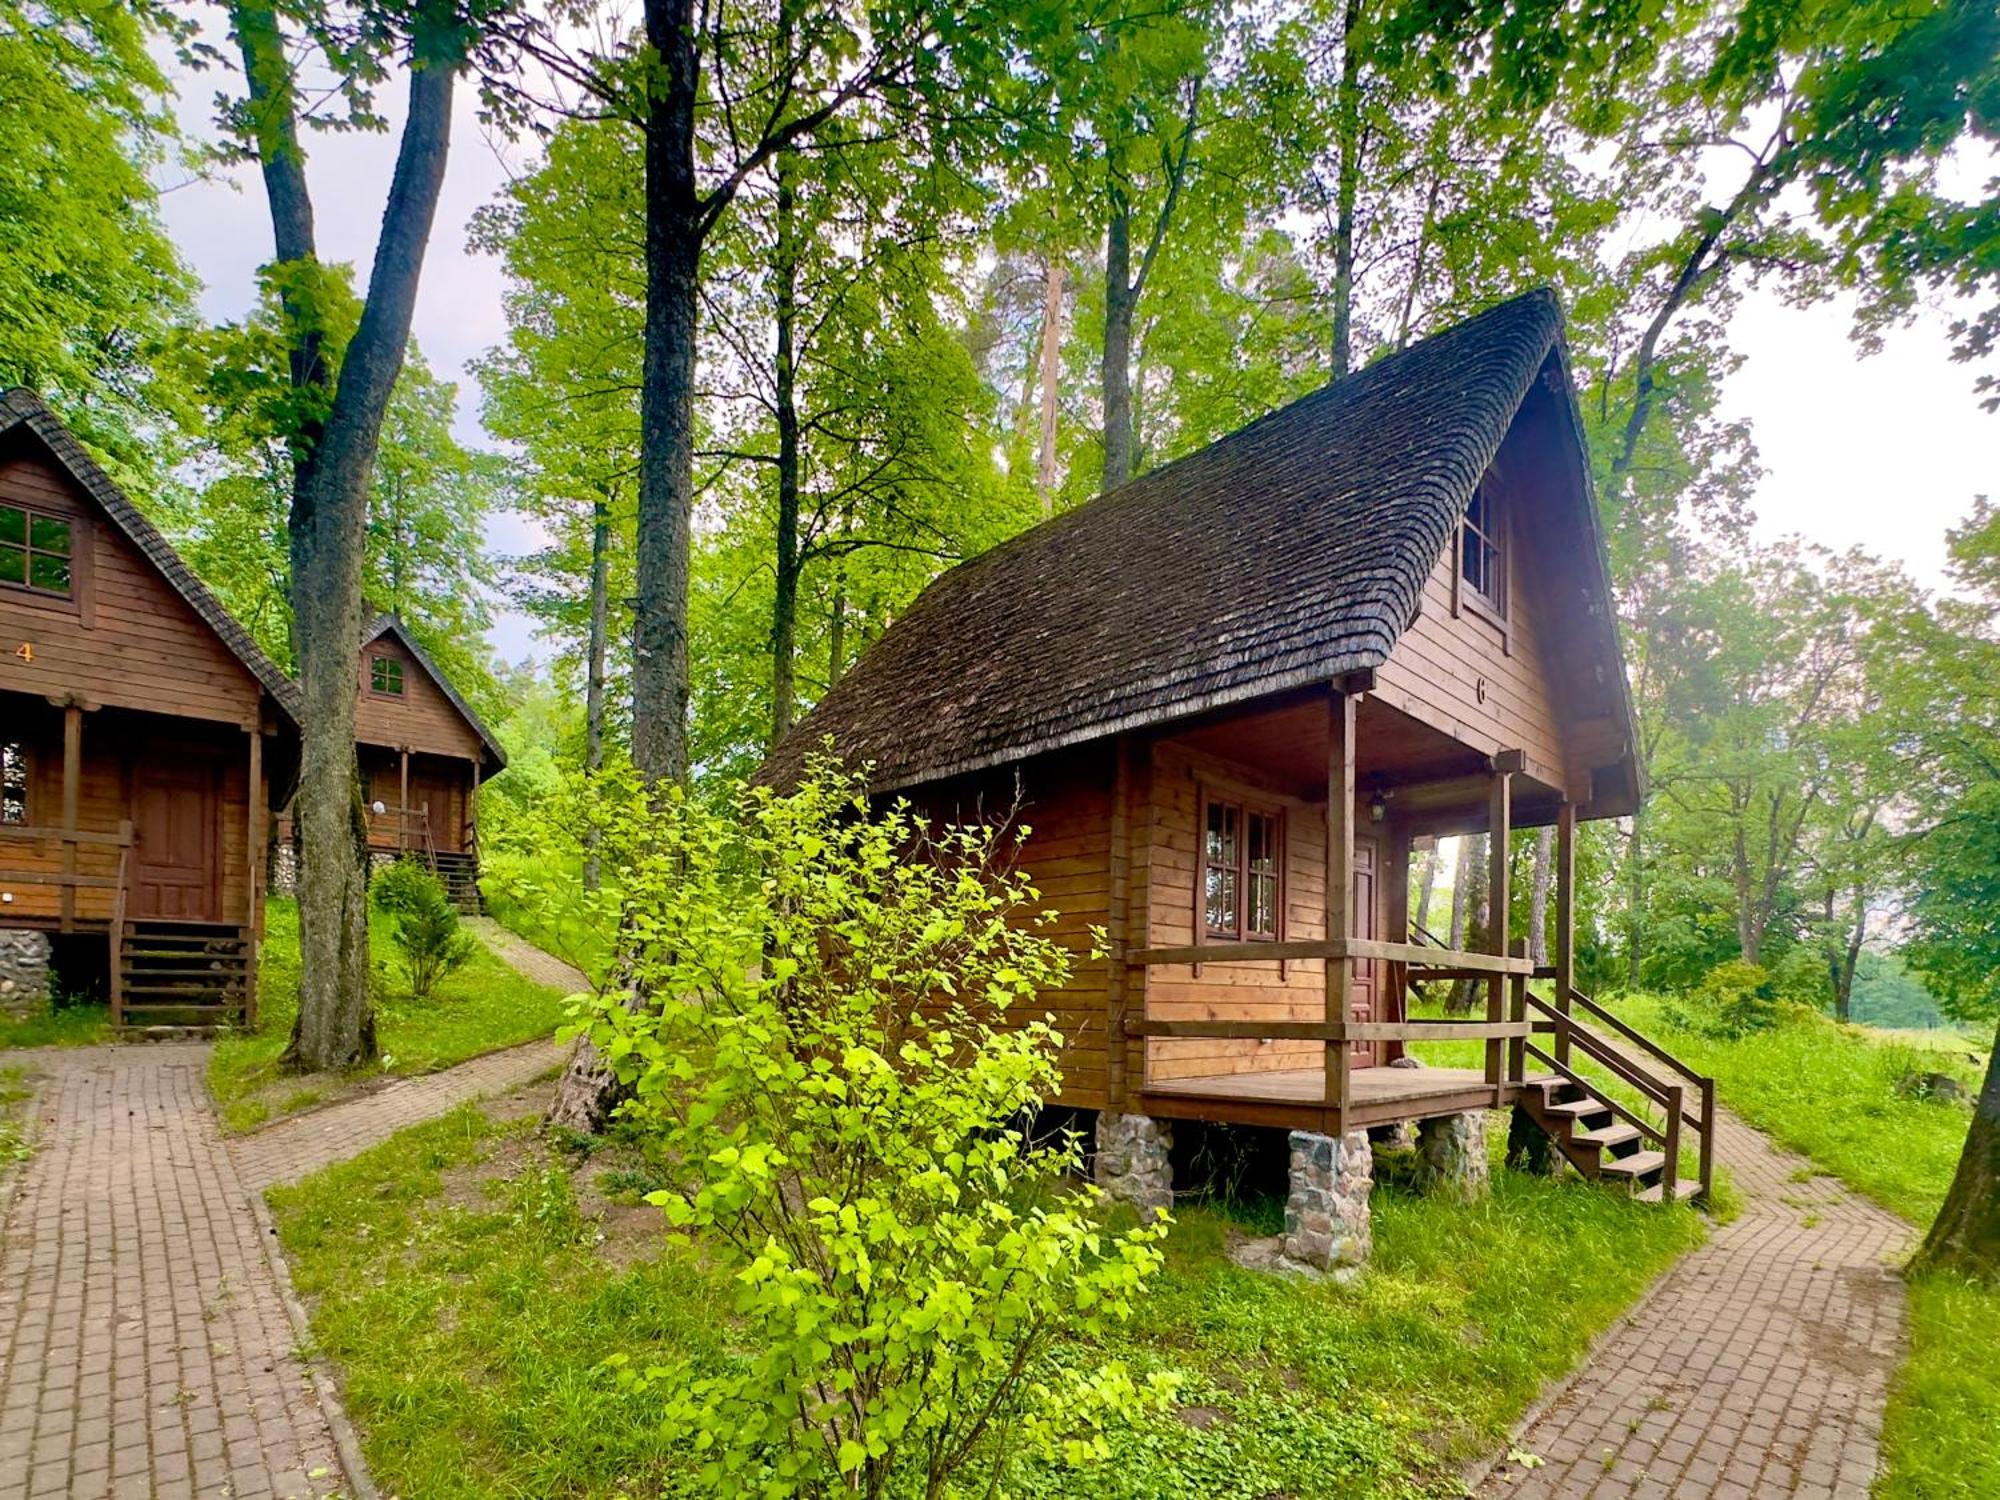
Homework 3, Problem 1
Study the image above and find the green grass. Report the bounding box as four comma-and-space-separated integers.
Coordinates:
479, 848, 615, 986
1607, 994, 1995, 1500
1612, 995, 1980, 1225
270, 1105, 1703, 1500
0, 999, 110, 1049
209, 897, 570, 1132
0, 1064, 32, 1173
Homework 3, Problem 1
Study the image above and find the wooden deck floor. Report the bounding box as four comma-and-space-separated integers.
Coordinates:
1139, 1064, 1544, 1132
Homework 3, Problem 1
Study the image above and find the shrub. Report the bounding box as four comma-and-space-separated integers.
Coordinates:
574, 756, 1174, 1497
372, 859, 476, 1002
1664, 959, 1792, 1039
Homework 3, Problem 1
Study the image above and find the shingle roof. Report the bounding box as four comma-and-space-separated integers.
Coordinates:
360, 613, 508, 770
763, 288, 1581, 793
0, 388, 303, 726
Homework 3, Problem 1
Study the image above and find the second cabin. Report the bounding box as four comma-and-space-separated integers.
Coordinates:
765, 291, 1715, 1259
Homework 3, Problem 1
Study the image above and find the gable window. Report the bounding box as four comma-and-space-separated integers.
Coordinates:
0, 503, 73, 597
1, 742, 25, 825
1459, 482, 1503, 614
1203, 794, 1283, 940
370, 655, 405, 696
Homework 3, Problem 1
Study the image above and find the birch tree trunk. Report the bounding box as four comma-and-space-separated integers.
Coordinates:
1528, 825, 1554, 967
1036, 258, 1065, 511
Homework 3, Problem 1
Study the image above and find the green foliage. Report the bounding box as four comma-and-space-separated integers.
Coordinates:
1663, 960, 1790, 1039
0, 999, 110, 1050
0, 1065, 30, 1173
372, 860, 477, 1003
209, 898, 567, 1132
1881, 1271, 2000, 1500
568, 759, 1174, 1495
269, 1097, 1704, 1500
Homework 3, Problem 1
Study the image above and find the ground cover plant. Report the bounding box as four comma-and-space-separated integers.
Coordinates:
1613, 992, 1995, 1500
0, 1065, 31, 1174
0, 999, 109, 1049
270, 1099, 1704, 1500
209, 896, 568, 1132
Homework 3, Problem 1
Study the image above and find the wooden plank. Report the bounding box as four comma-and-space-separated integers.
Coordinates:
245, 729, 263, 1028
1486, 764, 1512, 1085
0, 825, 131, 847
0, 869, 121, 889
1107, 737, 1130, 1111
1127, 1018, 1530, 1041
1554, 799, 1575, 1067
1341, 938, 1534, 974
59, 704, 80, 931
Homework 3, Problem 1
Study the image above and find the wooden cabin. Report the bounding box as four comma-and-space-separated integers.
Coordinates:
0, 389, 299, 1029
350, 614, 504, 909
765, 291, 1713, 1213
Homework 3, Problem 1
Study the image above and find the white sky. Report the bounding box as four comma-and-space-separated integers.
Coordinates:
153, 52, 1998, 666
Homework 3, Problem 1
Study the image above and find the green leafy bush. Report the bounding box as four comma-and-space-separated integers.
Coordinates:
573, 758, 1174, 1496
1663, 959, 1802, 1038
371, 859, 476, 1002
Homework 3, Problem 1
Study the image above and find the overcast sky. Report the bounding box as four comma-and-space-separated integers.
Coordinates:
155, 57, 1997, 667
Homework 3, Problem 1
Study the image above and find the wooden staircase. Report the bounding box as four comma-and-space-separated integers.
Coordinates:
113, 919, 251, 1033
1515, 986, 1715, 1206
429, 851, 483, 914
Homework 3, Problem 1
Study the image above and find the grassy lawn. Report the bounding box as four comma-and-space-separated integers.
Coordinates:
1607, 994, 1995, 1500
0, 1000, 109, 1049
0, 1064, 32, 1175
209, 897, 570, 1133
270, 1102, 1703, 1500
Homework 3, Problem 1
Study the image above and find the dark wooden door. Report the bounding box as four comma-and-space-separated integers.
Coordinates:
410, 766, 464, 852
1350, 834, 1380, 1065
131, 758, 219, 921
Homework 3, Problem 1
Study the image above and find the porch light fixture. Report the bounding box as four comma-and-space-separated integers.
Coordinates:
1367, 779, 1389, 824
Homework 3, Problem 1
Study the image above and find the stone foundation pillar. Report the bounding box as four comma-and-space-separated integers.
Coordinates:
1094, 1112, 1174, 1216
1505, 1104, 1562, 1178
1282, 1129, 1374, 1269
0, 931, 50, 1016
1415, 1111, 1490, 1201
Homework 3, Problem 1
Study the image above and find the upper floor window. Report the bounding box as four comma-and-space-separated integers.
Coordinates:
0, 503, 73, 597
370, 655, 405, 696
1460, 482, 1503, 615
1, 742, 26, 825
1204, 794, 1283, 940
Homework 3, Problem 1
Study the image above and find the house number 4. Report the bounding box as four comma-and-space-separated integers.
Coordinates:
12, 643, 29, 663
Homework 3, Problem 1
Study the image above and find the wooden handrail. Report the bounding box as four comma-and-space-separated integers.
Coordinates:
1566, 987, 1712, 1088
109, 826, 131, 1027
1524, 1040, 1666, 1149
1128, 938, 1534, 974
1524, 995, 1676, 1107
1126, 1017, 1531, 1042
0, 869, 123, 889
0, 824, 135, 848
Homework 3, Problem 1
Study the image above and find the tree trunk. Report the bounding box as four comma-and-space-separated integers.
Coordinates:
1036, 257, 1065, 511
1627, 806, 1645, 989
234, 3, 460, 1072
1447, 834, 1484, 1014
1102, 205, 1135, 493
552, 0, 699, 1131
1328, 0, 1362, 379
1528, 825, 1554, 967
1413, 843, 1438, 937
827, 569, 847, 687
582, 489, 610, 893
769, 148, 802, 749
1911, 1016, 2000, 1281
1836, 884, 1866, 1022
628, 0, 701, 788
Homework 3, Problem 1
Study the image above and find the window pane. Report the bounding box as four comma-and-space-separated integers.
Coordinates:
0, 507, 23, 546
1249, 873, 1278, 937
27, 515, 69, 554
0, 545, 24, 585
1205, 801, 1237, 865
27, 553, 70, 594
1, 743, 24, 823
1247, 813, 1277, 874
1205, 867, 1237, 934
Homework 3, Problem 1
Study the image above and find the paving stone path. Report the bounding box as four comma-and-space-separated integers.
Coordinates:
1480, 1110, 1913, 1500
0, 1046, 343, 1500
463, 917, 591, 995
0, 922, 581, 1498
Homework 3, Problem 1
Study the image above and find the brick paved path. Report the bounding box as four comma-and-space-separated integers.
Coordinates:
0, 1047, 343, 1500
1480, 1110, 1912, 1500
463, 917, 591, 995
231, 1037, 564, 1193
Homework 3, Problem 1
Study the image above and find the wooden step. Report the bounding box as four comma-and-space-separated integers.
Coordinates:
1598, 1150, 1667, 1183
1634, 1178, 1706, 1205
1571, 1122, 1643, 1152
1541, 1099, 1613, 1123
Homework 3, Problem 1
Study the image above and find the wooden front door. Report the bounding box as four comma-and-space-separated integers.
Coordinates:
409, 765, 463, 853
131, 758, 219, 921
1350, 833, 1380, 1065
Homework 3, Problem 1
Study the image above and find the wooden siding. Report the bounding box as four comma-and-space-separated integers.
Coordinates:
353, 635, 485, 760
0, 442, 263, 727
361, 748, 475, 853
0, 700, 259, 927
1139, 741, 1388, 1085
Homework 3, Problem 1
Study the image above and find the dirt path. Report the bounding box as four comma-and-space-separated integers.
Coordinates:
1479, 1110, 1912, 1500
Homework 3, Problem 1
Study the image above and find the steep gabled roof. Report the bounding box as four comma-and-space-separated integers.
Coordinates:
361, 612, 508, 770
764, 288, 1627, 794
0, 388, 302, 726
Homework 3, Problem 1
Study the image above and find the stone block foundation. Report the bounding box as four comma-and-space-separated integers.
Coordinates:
1094, 1112, 1174, 1216
1415, 1110, 1490, 1201
1282, 1129, 1374, 1269
0, 929, 50, 1014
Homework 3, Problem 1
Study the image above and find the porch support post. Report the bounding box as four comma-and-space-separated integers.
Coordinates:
398, 747, 411, 853
1484, 756, 1514, 1088
59, 703, 81, 932
1324, 686, 1356, 1122
1384, 825, 1411, 1064
1554, 799, 1576, 1067
245, 726, 263, 1027
1107, 738, 1132, 1112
